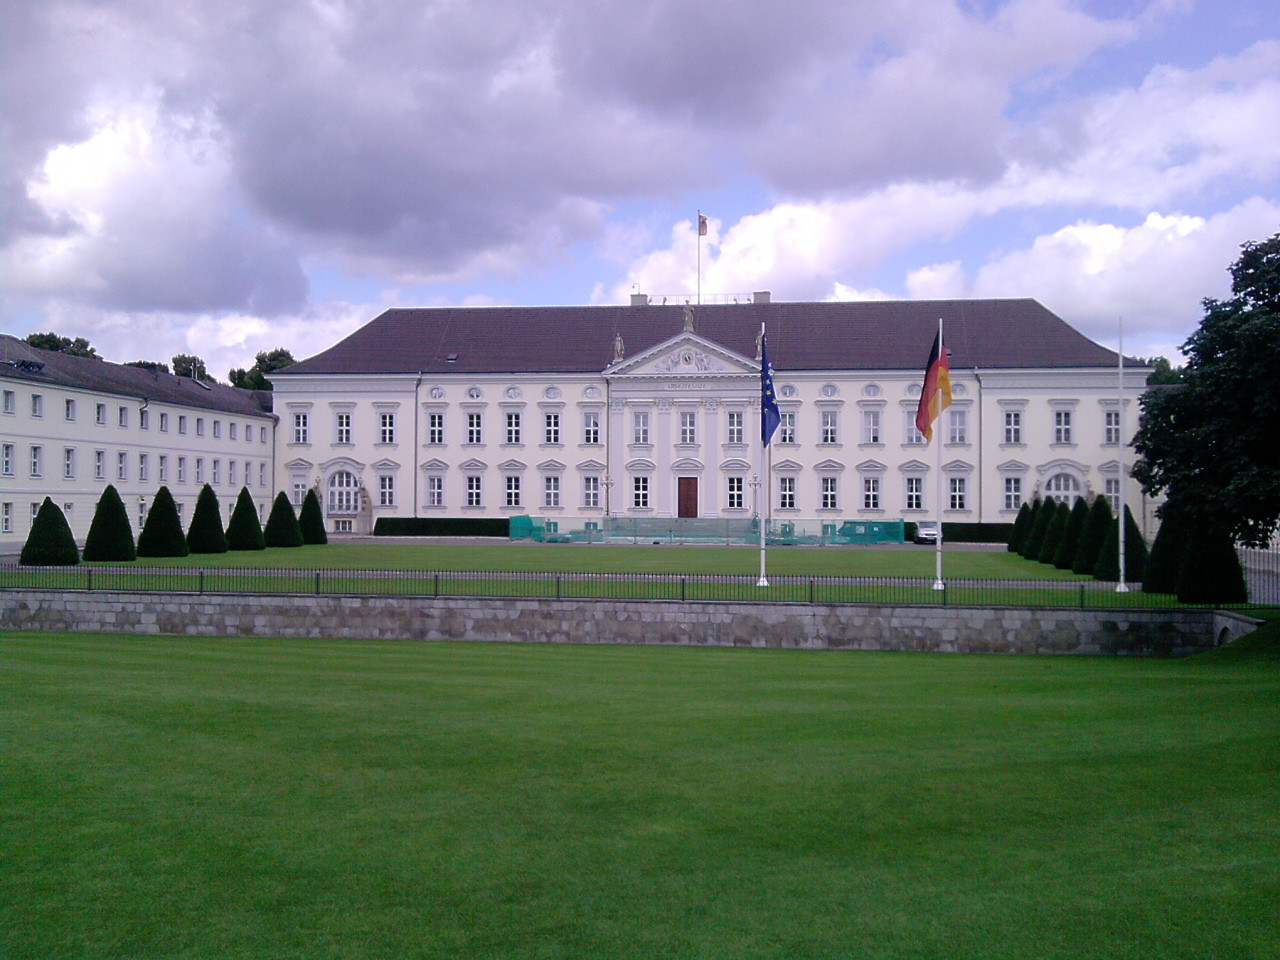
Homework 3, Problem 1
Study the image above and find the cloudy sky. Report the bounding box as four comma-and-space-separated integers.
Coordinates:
2, 0, 1278, 377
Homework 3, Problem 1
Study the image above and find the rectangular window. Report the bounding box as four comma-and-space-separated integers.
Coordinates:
336, 412, 351, 444
2, 390, 14, 414
583, 412, 600, 444
544, 475, 560, 507
31, 394, 43, 418
633, 411, 650, 445
779, 476, 795, 510
229, 460, 237, 487
906, 476, 923, 511
505, 475, 521, 507
821, 411, 838, 444
1105, 409, 1121, 444
948, 409, 967, 444
95, 402, 106, 424
905, 411, 925, 445
544, 412, 560, 445
177, 457, 187, 483
1004, 477, 1022, 511
863, 476, 880, 510
139, 453, 149, 483
821, 476, 838, 510
950, 476, 967, 510
94, 449, 105, 480
680, 411, 697, 444
292, 482, 307, 506
65, 398, 76, 421
1054, 410, 1072, 444
212, 460, 222, 485
428, 412, 444, 445
259, 463, 267, 486
726, 411, 744, 445
196, 416, 205, 437
117, 406, 128, 428
727, 476, 744, 510
632, 476, 649, 509
1004, 410, 1022, 444
467, 412, 482, 444
195, 458, 205, 484
779, 411, 795, 444
30, 445, 43, 477
259, 426, 267, 445
213, 419, 222, 439
1, 502, 10, 534
379, 475, 395, 506
159, 412, 169, 432
293, 412, 308, 443
158, 455, 168, 483
466, 475, 482, 507
505, 412, 521, 444
139, 408, 149, 430
63, 448, 75, 479
229, 422, 238, 441
583, 476, 600, 508
380, 412, 396, 444
1105, 477, 1121, 512
428, 476, 444, 507
177, 415, 186, 434
862, 410, 881, 444
0, 443, 12, 476
117, 451, 128, 481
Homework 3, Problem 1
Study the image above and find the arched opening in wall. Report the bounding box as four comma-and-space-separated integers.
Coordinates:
328, 471, 358, 515
1045, 473, 1082, 506
1217, 627, 1232, 647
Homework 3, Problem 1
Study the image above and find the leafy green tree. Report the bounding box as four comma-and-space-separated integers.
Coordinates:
187, 484, 228, 554
1133, 232, 1280, 548
1023, 498, 1056, 561
1039, 500, 1070, 564
1143, 513, 1187, 594
24, 332, 98, 358
171, 354, 212, 382
1141, 356, 1184, 385
124, 359, 170, 373
82, 484, 136, 561
229, 348, 295, 391
1053, 497, 1090, 570
226, 488, 266, 551
1072, 495, 1113, 576
137, 487, 188, 557
263, 492, 304, 548
20, 498, 79, 565
1176, 526, 1247, 605
1007, 501, 1033, 554
1093, 505, 1149, 584
299, 488, 328, 545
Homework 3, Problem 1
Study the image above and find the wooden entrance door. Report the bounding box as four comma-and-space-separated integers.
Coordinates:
677, 477, 698, 518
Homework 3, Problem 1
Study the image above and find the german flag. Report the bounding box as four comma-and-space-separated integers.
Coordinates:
914, 330, 952, 443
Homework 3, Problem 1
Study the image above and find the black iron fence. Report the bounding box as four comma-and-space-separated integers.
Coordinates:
0, 563, 1248, 608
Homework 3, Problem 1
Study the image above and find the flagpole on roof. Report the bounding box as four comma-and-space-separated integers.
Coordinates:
1116, 316, 1129, 593
933, 317, 945, 591
696, 211, 706, 306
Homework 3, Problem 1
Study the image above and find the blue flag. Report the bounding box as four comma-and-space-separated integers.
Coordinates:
761, 331, 780, 446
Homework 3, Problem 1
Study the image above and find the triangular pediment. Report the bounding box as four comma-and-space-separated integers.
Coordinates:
814, 458, 846, 472
604, 332, 757, 378
997, 459, 1030, 473
773, 458, 803, 473
459, 458, 488, 471
856, 459, 888, 473
284, 457, 314, 470
420, 458, 450, 471
943, 459, 974, 473
576, 458, 607, 471
371, 458, 400, 470
537, 459, 567, 472
497, 458, 527, 471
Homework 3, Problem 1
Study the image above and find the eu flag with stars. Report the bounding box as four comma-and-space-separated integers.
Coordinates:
761, 330, 780, 446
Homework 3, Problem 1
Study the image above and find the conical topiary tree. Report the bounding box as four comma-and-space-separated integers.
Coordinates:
82, 484, 136, 562
1094, 504, 1149, 584
20, 497, 79, 566
226, 487, 266, 551
263, 491, 304, 548
137, 486, 189, 557
1023, 498, 1056, 561
299, 488, 327, 545
1176, 526, 1247, 605
187, 484, 228, 554
1143, 513, 1187, 594
1053, 497, 1090, 570
1072, 495, 1113, 575
1007, 501, 1033, 554
1039, 498, 1070, 564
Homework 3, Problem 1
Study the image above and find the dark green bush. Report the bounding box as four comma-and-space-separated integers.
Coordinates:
1094, 505, 1149, 583
373, 516, 510, 537
1053, 498, 1090, 570
299, 489, 327, 545
1007, 501, 1033, 554
82, 484, 136, 562
187, 484, 228, 554
1039, 500, 1069, 564
20, 498, 79, 566
264, 492, 304, 548
226, 488, 266, 551
1072, 495, 1113, 575
1023, 498, 1056, 561
1143, 513, 1187, 594
1176, 526, 1247, 605
940, 522, 1014, 544
137, 486, 188, 557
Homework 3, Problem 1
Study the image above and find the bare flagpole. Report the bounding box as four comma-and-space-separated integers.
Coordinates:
1116, 316, 1129, 593
696, 211, 704, 305
933, 316, 945, 590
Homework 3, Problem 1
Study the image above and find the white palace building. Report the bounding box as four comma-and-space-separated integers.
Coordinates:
269, 294, 1154, 538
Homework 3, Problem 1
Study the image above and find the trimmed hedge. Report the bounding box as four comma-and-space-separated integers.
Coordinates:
20, 498, 79, 566
187, 484, 228, 554
1023, 498, 1056, 560
1094, 505, 1149, 583
1072, 495, 1113, 576
1007, 502, 1033, 554
299, 489, 327, 545
264, 492, 304, 548
1039, 502, 1069, 564
940, 522, 1013, 544
137, 486, 188, 557
226, 488, 266, 551
1177, 526, 1247, 604
374, 517, 511, 537
82, 484, 136, 562
1053, 498, 1089, 570
1143, 514, 1186, 595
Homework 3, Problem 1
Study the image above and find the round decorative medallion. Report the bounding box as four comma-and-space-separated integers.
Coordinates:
863, 383, 881, 397
467, 386, 482, 399
505, 386, 522, 399
821, 383, 838, 397
429, 386, 445, 400
544, 386, 561, 399
583, 386, 600, 399
780, 384, 797, 398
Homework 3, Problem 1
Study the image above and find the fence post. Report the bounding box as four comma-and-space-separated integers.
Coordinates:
86, 569, 93, 591
198, 571, 204, 595
681, 577, 686, 601
809, 578, 815, 604
555, 575, 561, 601
1080, 583, 1085, 608
434, 572, 439, 597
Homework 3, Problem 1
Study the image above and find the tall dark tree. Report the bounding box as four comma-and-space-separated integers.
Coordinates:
1176, 526, 1248, 605
299, 488, 328, 545
187, 484, 228, 554
171, 353, 212, 382
82, 484, 136, 561
1053, 497, 1090, 570
1132, 233, 1280, 548
24, 332, 98, 358
1072, 495, 1114, 576
1007, 501, 1033, 554
1039, 500, 1070, 564
1143, 512, 1188, 595
229, 348, 295, 391
137, 486, 188, 557
263, 492, 304, 548
1023, 498, 1056, 561
1093, 505, 1149, 584
20, 498, 79, 566
226, 488, 266, 551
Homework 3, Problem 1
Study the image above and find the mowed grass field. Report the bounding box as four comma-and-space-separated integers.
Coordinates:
3, 633, 1279, 959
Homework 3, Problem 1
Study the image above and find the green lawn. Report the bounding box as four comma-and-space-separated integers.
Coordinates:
3, 634, 1278, 959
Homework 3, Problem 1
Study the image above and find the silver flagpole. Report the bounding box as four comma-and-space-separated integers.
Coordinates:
697, 210, 702, 306
758, 321, 770, 587
933, 316, 945, 590
1116, 316, 1129, 592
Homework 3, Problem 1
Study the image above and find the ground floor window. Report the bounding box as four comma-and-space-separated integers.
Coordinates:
328, 471, 358, 514
632, 476, 649, 509
820, 477, 838, 510
863, 477, 879, 510
949, 477, 966, 511
727, 476, 744, 510
1004, 477, 1022, 511
905, 476, 923, 511
778, 476, 795, 510
1045, 472, 1081, 505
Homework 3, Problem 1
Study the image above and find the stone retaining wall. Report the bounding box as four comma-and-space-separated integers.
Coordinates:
0, 590, 1260, 656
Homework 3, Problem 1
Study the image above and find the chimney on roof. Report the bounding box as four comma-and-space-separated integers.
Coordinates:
630, 292, 650, 307
753, 291, 771, 304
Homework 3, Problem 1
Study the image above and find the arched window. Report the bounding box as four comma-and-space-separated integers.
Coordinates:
1045, 472, 1081, 505
328, 471, 358, 514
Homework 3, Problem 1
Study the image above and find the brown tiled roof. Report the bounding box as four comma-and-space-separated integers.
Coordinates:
280, 298, 1123, 377
0, 335, 274, 416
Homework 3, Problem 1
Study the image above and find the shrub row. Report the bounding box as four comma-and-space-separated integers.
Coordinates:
373, 517, 510, 537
